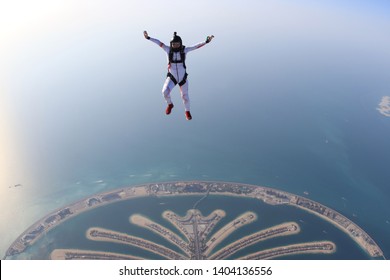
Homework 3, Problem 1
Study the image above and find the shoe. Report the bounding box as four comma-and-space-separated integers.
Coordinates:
165, 103, 174, 115
185, 111, 192, 120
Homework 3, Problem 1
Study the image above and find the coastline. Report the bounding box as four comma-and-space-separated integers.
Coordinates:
51, 249, 143, 260
239, 241, 336, 260
5, 180, 384, 259
209, 222, 301, 259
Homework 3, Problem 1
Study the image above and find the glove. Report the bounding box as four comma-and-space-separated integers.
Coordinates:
206, 35, 214, 43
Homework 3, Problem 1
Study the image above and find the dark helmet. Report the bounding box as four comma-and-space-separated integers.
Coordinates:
170, 32, 182, 49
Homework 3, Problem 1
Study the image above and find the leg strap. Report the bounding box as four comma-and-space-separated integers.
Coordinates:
167, 72, 188, 86
179, 73, 188, 86
167, 72, 178, 85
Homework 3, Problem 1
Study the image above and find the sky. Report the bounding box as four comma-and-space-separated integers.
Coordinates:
1, 0, 390, 257
1, 0, 388, 184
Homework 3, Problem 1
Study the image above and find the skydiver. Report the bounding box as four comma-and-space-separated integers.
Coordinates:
144, 31, 214, 120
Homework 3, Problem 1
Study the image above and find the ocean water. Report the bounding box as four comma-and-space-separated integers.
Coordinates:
3, 53, 390, 259
3, 60, 390, 259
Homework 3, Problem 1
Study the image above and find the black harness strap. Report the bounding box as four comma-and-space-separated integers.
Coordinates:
167, 72, 178, 85
179, 73, 188, 86
167, 72, 188, 86
167, 46, 188, 86
168, 46, 186, 69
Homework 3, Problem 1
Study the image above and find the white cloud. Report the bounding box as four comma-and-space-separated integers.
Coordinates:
377, 96, 390, 117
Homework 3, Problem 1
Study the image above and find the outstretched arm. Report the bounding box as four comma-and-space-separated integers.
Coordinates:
185, 35, 214, 53
144, 31, 170, 52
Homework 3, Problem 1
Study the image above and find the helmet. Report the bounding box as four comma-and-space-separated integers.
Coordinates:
170, 32, 182, 49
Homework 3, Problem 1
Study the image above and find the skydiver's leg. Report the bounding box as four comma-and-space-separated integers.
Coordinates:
162, 77, 176, 115
162, 77, 176, 105
179, 80, 190, 112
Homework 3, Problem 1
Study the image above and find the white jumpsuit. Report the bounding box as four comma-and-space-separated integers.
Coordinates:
148, 37, 208, 111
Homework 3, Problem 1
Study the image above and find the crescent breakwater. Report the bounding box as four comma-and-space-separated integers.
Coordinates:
5, 181, 384, 259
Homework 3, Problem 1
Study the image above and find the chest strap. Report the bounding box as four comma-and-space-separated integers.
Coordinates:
169, 47, 186, 69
